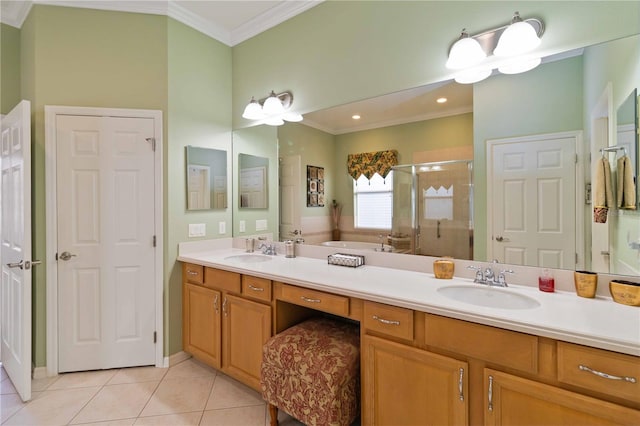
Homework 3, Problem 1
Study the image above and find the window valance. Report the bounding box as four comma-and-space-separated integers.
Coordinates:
347, 150, 398, 180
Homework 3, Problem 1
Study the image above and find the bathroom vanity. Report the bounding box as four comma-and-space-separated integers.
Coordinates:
179, 246, 639, 425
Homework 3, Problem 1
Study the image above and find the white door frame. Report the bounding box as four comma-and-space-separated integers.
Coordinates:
486, 130, 585, 270
44, 106, 164, 376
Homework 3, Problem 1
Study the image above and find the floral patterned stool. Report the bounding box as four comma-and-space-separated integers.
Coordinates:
260, 317, 360, 426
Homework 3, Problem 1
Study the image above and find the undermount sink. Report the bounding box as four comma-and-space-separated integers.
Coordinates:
438, 285, 541, 310
224, 254, 273, 263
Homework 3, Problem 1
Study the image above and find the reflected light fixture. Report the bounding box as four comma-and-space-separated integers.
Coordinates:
436, 97, 448, 104
352, 114, 361, 120
445, 11, 544, 84
242, 90, 303, 126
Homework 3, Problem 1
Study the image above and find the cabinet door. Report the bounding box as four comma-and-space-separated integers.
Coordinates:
363, 335, 468, 426
183, 283, 221, 369
484, 369, 640, 425
222, 293, 272, 390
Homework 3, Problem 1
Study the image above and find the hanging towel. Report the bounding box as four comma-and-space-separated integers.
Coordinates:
593, 156, 614, 223
616, 155, 637, 210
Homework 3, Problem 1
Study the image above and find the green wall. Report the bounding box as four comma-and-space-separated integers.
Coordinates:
19, 5, 233, 365
1, 23, 21, 114
233, 1, 640, 128
167, 18, 232, 356
335, 113, 474, 218
473, 56, 584, 260
278, 123, 336, 220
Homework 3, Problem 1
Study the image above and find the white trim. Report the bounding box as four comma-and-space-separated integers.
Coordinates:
31, 366, 48, 380
168, 351, 191, 367
1, 0, 322, 47
486, 130, 584, 269
45, 105, 164, 376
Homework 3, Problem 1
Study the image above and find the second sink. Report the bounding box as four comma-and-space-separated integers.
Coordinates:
438, 285, 540, 310
224, 254, 273, 263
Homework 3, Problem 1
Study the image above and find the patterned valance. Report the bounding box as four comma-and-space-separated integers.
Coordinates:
347, 150, 398, 180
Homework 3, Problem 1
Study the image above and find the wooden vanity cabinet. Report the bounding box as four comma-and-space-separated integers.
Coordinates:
484, 369, 640, 425
182, 264, 272, 391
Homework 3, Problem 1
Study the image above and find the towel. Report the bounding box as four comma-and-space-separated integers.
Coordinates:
616, 155, 637, 210
593, 156, 614, 223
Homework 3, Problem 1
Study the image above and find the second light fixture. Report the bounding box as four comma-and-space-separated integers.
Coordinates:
242, 91, 303, 126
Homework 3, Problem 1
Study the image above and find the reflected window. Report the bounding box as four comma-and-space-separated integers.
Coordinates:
353, 172, 393, 229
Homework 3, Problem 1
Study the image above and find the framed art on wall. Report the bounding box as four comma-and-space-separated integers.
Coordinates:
307, 165, 324, 207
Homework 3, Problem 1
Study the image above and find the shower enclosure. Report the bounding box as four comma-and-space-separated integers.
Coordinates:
390, 160, 473, 258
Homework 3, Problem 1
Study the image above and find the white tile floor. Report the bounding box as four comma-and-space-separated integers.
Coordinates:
0, 358, 303, 426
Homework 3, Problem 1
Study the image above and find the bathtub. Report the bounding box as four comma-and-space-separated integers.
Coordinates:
320, 241, 394, 252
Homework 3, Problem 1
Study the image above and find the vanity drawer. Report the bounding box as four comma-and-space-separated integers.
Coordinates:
424, 314, 538, 374
204, 268, 241, 293
280, 284, 349, 316
183, 263, 203, 284
363, 301, 414, 341
242, 275, 272, 302
557, 342, 640, 404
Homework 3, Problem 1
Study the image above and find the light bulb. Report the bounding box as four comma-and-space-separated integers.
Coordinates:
264, 116, 285, 126
262, 91, 286, 115
454, 67, 492, 84
242, 97, 264, 120
282, 112, 303, 122
494, 13, 541, 57
446, 30, 486, 70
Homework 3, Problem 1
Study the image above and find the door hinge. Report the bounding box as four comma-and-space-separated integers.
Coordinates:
575, 154, 579, 164
153, 331, 157, 343
55, 252, 58, 261
145, 137, 156, 152
576, 253, 579, 264
153, 235, 156, 247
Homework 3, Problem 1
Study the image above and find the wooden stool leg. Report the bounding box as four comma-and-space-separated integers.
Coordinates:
268, 403, 279, 426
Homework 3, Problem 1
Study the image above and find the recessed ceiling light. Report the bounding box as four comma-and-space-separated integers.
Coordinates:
436, 97, 448, 104
352, 114, 361, 120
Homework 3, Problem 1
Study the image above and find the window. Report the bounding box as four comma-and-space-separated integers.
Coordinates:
353, 171, 393, 229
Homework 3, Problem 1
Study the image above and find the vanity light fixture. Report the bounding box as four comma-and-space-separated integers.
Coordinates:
352, 114, 361, 120
436, 97, 448, 104
242, 90, 303, 126
445, 11, 544, 84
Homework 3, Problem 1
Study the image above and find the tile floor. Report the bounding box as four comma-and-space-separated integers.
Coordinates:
0, 358, 303, 425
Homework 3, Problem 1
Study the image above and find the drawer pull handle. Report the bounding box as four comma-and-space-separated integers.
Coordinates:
488, 375, 494, 412
300, 296, 321, 303
578, 365, 637, 383
187, 271, 199, 276
372, 315, 400, 326
248, 285, 264, 292
214, 294, 219, 314
458, 368, 464, 401
222, 297, 228, 316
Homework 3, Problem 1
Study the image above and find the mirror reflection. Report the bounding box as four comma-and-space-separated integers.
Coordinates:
185, 146, 227, 210
233, 33, 639, 278
239, 153, 268, 209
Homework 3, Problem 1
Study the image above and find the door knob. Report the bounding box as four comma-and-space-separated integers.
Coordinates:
58, 251, 77, 261
495, 236, 510, 242
6, 260, 24, 269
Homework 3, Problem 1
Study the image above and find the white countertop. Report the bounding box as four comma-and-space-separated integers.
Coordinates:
178, 247, 640, 356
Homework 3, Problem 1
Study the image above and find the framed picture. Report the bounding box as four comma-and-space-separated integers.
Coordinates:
307, 165, 325, 207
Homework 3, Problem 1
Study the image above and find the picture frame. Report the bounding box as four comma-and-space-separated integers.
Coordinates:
307, 165, 325, 207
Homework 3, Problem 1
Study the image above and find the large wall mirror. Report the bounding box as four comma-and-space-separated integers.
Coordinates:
185, 146, 227, 210
232, 32, 640, 279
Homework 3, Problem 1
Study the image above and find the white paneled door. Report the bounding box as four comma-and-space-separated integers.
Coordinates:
56, 115, 156, 372
490, 135, 577, 269
279, 155, 302, 241
0, 100, 32, 402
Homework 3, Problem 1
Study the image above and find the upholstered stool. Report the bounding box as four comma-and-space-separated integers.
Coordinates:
261, 317, 360, 426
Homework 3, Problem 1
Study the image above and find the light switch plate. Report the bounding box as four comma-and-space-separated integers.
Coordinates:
256, 219, 267, 231
188, 223, 206, 237
239, 220, 246, 233
219, 221, 226, 234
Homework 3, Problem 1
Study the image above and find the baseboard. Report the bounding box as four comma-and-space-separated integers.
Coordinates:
168, 351, 191, 366
32, 365, 49, 379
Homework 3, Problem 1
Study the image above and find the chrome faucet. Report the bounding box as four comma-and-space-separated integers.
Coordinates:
258, 242, 277, 255
466, 265, 514, 287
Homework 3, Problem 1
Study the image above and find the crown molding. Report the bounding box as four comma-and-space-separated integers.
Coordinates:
0, 0, 33, 28
0, 0, 322, 47
230, 0, 322, 46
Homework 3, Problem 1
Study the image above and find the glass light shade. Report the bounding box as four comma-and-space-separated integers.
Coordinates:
446, 36, 487, 69
454, 67, 492, 84
264, 116, 285, 126
242, 99, 264, 120
263, 93, 286, 115
493, 21, 541, 57
498, 56, 541, 74
282, 112, 303, 122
